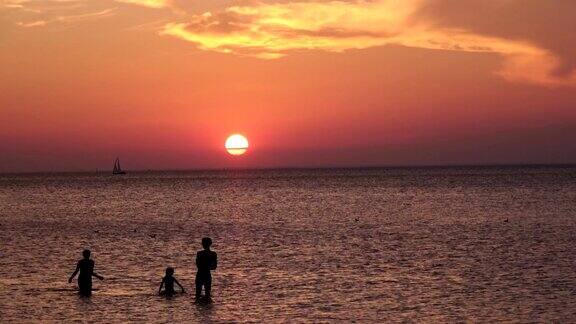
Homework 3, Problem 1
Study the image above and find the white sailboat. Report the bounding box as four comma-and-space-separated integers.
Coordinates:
112, 157, 126, 175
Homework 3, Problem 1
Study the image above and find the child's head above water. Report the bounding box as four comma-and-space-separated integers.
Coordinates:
202, 237, 212, 249
165, 267, 175, 276
82, 249, 91, 259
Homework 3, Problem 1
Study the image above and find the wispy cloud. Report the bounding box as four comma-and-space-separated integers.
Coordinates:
17, 7, 117, 27
2, 0, 170, 13
2, 0, 85, 10
161, 0, 576, 86
114, 0, 170, 9
3, 0, 175, 28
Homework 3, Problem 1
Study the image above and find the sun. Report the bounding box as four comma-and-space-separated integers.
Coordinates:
225, 134, 249, 155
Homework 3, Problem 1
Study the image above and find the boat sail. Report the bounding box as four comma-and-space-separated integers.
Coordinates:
112, 157, 126, 175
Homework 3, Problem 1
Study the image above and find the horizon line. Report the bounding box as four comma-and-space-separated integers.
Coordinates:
1, 162, 575, 176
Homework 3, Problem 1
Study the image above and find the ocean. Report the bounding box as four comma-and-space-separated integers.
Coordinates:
1, 166, 575, 322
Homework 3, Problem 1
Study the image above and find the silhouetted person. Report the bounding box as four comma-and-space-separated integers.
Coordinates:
158, 267, 185, 296
195, 237, 217, 299
68, 249, 104, 296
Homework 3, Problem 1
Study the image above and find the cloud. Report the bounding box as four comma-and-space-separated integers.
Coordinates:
2, 0, 170, 12
417, 0, 576, 81
161, 0, 576, 86
4, 0, 574, 86
162, 0, 418, 57
16, 7, 116, 27
1, 0, 84, 12
3, 0, 175, 29
114, 0, 170, 9
1, 0, 28, 10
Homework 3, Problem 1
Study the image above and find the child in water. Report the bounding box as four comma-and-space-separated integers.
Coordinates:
158, 267, 185, 296
68, 249, 104, 296
196, 237, 217, 300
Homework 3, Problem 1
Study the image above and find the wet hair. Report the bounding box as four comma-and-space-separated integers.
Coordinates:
82, 249, 91, 258
202, 237, 212, 248
166, 267, 174, 276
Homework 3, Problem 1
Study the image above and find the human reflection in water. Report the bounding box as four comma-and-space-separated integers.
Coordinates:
195, 237, 217, 300
68, 249, 104, 296
158, 267, 185, 296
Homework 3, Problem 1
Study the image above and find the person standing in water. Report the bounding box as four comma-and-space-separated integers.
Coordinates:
158, 267, 185, 296
68, 249, 104, 296
195, 237, 217, 300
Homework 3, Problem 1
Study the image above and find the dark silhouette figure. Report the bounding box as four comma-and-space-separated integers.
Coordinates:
195, 237, 217, 299
68, 249, 104, 296
158, 267, 185, 296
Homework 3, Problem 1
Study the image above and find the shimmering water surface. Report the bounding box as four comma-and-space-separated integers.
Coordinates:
1, 166, 576, 322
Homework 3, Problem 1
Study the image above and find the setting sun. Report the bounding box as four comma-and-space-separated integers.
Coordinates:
225, 134, 249, 156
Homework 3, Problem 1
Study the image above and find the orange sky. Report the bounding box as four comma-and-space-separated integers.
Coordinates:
1, 0, 575, 171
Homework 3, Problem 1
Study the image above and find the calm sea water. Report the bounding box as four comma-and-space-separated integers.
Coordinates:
1, 166, 576, 323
